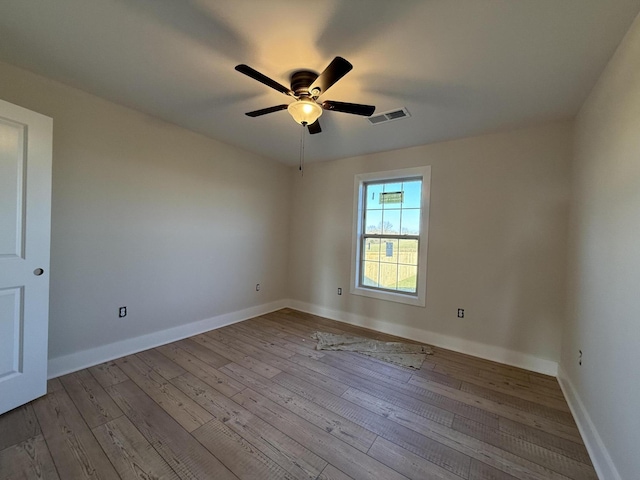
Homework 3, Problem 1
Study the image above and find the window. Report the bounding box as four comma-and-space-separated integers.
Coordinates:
351, 167, 431, 306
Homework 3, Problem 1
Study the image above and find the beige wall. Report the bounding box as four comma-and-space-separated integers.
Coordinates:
288, 122, 572, 371
0, 60, 573, 376
0, 61, 291, 363
561, 12, 640, 480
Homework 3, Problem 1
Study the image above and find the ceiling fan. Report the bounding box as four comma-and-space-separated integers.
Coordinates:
235, 57, 375, 134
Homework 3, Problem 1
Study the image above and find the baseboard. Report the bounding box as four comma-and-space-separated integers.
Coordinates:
48, 298, 558, 379
47, 299, 288, 379
557, 366, 619, 480
287, 300, 558, 376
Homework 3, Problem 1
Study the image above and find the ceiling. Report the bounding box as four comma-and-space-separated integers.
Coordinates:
0, 1, 639, 166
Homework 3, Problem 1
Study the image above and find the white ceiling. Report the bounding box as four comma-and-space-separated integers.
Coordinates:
1, 1, 639, 165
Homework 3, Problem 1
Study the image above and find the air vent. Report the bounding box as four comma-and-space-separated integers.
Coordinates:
367, 107, 411, 126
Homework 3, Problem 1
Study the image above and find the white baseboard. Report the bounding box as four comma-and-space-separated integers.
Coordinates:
287, 300, 558, 376
557, 366, 619, 480
48, 298, 558, 379
47, 299, 288, 379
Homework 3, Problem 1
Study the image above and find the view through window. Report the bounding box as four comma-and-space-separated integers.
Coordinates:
361, 178, 422, 294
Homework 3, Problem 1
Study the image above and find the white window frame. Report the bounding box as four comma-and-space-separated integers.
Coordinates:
350, 166, 431, 307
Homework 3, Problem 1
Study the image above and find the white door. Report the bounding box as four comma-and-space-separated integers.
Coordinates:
0, 99, 52, 415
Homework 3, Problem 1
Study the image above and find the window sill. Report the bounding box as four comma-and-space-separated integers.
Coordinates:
350, 285, 426, 307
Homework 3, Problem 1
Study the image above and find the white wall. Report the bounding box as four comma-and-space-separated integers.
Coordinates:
288, 122, 572, 373
560, 13, 640, 480
0, 61, 291, 374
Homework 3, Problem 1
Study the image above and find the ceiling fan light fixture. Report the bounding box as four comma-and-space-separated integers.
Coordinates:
287, 97, 323, 125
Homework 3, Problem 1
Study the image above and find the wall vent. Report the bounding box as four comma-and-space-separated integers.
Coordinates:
367, 107, 411, 126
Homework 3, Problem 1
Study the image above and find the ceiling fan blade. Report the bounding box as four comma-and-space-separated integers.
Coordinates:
235, 64, 295, 97
309, 57, 353, 96
307, 120, 322, 134
322, 100, 375, 116
245, 104, 289, 117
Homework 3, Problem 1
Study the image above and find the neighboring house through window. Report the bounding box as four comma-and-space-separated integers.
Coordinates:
350, 166, 431, 306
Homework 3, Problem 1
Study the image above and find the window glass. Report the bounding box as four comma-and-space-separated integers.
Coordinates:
398, 239, 418, 266
366, 183, 383, 207
402, 180, 421, 208
380, 239, 399, 264
362, 238, 381, 262
379, 263, 398, 290
398, 265, 418, 292
352, 167, 430, 306
362, 261, 379, 287
400, 209, 420, 234
359, 177, 422, 296
364, 210, 382, 234
381, 210, 401, 234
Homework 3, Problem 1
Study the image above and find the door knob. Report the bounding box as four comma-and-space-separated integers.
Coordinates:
33, 268, 44, 276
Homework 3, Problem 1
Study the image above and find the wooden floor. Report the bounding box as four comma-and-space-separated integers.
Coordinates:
0, 308, 596, 480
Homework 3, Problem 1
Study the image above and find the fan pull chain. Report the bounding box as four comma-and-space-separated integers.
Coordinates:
299, 123, 306, 176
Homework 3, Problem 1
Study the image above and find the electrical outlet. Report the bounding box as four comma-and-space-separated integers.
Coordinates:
337, 288, 342, 295
579, 349, 582, 366
119, 306, 127, 318
256, 283, 260, 291
457, 308, 464, 318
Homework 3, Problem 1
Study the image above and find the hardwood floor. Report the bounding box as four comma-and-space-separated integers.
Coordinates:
0, 309, 597, 480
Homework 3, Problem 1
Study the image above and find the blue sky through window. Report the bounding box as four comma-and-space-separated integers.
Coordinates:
364, 179, 421, 235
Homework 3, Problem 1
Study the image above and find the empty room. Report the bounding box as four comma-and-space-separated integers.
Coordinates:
1, 1, 639, 479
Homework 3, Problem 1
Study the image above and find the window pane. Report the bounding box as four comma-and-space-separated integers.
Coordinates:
357, 170, 428, 301
398, 239, 419, 265
365, 183, 383, 208
398, 265, 418, 292
402, 180, 422, 208
365, 209, 382, 234
383, 182, 402, 194
380, 239, 399, 264
363, 238, 381, 262
382, 182, 403, 210
362, 261, 379, 287
400, 209, 420, 235
382, 209, 400, 234
379, 263, 398, 290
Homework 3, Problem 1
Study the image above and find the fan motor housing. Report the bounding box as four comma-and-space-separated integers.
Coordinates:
291, 70, 318, 97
